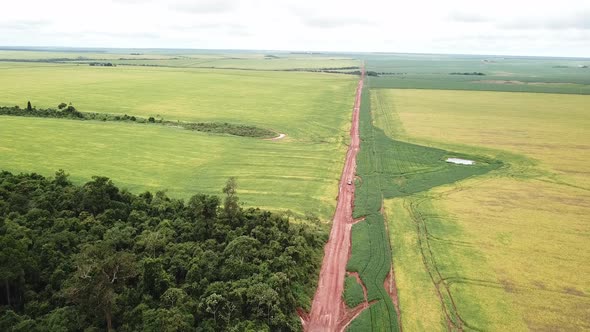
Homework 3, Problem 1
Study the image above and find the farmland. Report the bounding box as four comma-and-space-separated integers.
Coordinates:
0, 56, 358, 219
343, 275, 365, 308
373, 88, 590, 330
363, 53, 590, 94
345, 79, 500, 330
0, 49, 359, 71
3, 49, 590, 331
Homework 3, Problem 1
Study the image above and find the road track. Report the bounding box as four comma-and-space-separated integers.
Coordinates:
302, 68, 365, 332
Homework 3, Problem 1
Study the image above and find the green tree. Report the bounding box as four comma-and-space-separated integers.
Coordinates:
65, 242, 137, 331
140, 257, 171, 299
222, 177, 239, 219
0, 220, 31, 307
203, 293, 225, 322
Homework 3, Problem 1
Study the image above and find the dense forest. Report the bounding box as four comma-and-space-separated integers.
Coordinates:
0, 171, 326, 331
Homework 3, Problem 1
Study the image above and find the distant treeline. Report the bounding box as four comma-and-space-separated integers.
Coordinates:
0, 58, 175, 64
281, 67, 384, 77
284, 66, 358, 73
88, 62, 115, 66
0, 58, 83, 63
449, 72, 486, 76
372, 72, 408, 76
0, 104, 277, 138
0, 172, 326, 331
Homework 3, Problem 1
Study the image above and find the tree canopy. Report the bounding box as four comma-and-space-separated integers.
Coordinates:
0, 171, 326, 331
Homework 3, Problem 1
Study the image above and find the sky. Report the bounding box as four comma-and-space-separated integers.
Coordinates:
1, 0, 589, 57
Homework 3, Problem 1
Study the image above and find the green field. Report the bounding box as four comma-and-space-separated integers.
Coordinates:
343, 275, 365, 308
362, 53, 590, 94
346, 82, 501, 330
4, 50, 590, 331
0, 49, 359, 71
0, 60, 358, 219
373, 88, 590, 330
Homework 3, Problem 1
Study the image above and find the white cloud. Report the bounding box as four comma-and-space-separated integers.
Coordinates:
0, 0, 588, 57
170, 0, 237, 14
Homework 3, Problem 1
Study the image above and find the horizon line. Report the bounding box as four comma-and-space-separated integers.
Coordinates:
1, 45, 589, 60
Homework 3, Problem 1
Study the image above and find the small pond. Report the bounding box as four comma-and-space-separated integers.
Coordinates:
445, 158, 475, 165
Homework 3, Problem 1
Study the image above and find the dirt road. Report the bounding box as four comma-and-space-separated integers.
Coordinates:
302, 69, 365, 331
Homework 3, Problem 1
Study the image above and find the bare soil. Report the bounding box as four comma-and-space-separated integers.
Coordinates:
301, 69, 364, 332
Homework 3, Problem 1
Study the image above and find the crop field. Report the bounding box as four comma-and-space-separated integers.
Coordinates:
343, 275, 365, 308
0, 49, 359, 71
345, 83, 499, 330
0, 64, 357, 140
362, 53, 590, 94
374, 88, 590, 330
346, 214, 399, 332
0, 59, 358, 219
83, 57, 359, 70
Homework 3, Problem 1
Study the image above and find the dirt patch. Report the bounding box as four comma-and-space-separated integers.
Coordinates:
499, 278, 518, 293
532, 280, 546, 290
563, 287, 586, 297
265, 133, 286, 140
384, 270, 403, 331
337, 301, 376, 332
382, 206, 403, 331
351, 217, 366, 224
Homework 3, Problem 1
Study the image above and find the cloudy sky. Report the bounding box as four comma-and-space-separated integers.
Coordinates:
1, 0, 589, 56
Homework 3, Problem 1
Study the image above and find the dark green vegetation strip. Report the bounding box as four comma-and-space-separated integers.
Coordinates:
343, 276, 365, 308
370, 76, 590, 95
346, 82, 501, 331
0, 171, 326, 331
346, 306, 373, 331
0, 105, 277, 138
347, 214, 398, 331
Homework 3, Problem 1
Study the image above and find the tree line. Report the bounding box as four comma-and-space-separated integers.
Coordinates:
449, 72, 486, 76
0, 171, 326, 331
0, 103, 277, 138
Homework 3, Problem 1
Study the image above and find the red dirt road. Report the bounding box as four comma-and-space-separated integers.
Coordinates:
302, 69, 365, 331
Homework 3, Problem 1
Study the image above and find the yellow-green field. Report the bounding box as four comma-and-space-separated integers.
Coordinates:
0, 50, 359, 70
99, 57, 359, 70
0, 64, 357, 140
373, 89, 590, 330
0, 62, 358, 219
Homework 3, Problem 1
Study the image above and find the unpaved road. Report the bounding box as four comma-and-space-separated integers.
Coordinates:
302, 69, 365, 331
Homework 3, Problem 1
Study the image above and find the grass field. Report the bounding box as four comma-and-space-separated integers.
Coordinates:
0, 61, 358, 219
374, 88, 590, 330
